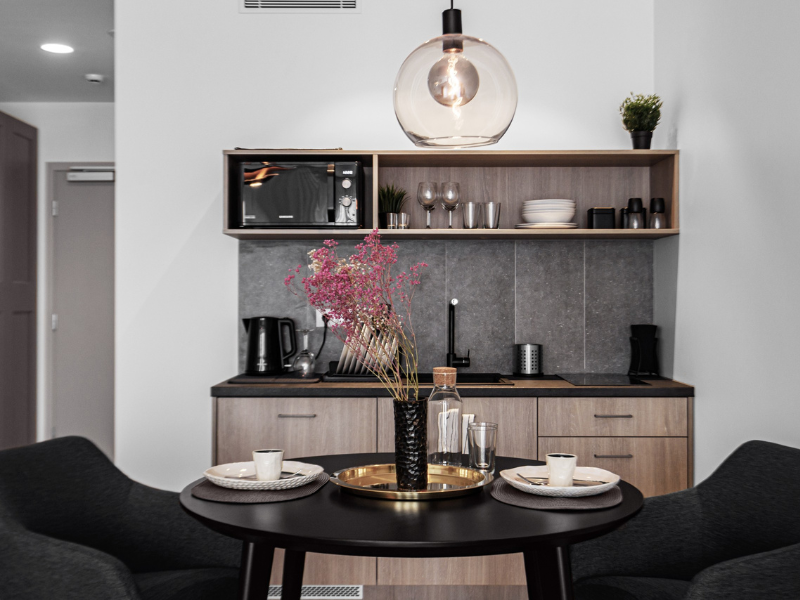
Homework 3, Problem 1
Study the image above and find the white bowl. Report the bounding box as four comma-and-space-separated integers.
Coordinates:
522, 210, 575, 223
500, 465, 620, 497
523, 200, 575, 206
203, 460, 323, 491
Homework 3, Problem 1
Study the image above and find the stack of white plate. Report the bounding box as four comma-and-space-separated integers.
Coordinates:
517, 199, 577, 229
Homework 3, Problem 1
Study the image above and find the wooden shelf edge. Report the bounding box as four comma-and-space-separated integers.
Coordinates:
224, 228, 680, 241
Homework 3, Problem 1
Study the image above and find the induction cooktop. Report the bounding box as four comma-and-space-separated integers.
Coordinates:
557, 373, 649, 386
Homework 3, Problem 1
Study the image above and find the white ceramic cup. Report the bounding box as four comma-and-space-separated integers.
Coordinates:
546, 452, 577, 487
252, 449, 284, 481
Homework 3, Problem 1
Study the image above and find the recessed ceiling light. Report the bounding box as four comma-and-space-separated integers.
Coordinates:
41, 43, 74, 54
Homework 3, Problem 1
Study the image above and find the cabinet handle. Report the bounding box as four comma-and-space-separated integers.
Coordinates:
278, 414, 317, 419
594, 453, 633, 459
594, 414, 633, 419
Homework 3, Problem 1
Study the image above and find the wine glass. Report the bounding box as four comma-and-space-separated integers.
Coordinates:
417, 182, 438, 229
440, 182, 460, 229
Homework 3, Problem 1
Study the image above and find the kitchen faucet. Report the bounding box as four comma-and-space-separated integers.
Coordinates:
447, 298, 471, 368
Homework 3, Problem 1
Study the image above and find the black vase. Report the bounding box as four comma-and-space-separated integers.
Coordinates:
393, 396, 428, 491
630, 131, 653, 149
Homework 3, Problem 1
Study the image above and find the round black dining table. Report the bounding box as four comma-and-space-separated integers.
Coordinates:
180, 453, 643, 600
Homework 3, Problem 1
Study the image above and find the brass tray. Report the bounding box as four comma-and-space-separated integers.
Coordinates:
330, 463, 493, 501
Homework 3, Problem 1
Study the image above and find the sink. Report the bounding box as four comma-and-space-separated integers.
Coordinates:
417, 372, 505, 384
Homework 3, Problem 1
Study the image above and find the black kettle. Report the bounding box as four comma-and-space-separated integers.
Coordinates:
243, 317, 297, 375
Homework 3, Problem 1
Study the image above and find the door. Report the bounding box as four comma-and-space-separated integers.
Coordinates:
50, 165, 114, 457
0, 111, 37, 450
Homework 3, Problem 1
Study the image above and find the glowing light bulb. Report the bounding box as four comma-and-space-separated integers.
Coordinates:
427, 53, 479, 108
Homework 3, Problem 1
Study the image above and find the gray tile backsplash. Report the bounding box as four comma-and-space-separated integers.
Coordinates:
239, 239, 653, 375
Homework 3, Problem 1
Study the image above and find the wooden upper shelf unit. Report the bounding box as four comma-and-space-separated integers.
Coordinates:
223, 149, 679, 240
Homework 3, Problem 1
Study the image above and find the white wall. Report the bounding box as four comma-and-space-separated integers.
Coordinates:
654, 0, 800, 480
0, 102, 115, 441
115, 0, 655, 490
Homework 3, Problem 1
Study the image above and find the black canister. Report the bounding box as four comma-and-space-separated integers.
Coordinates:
587, 207, 616, 229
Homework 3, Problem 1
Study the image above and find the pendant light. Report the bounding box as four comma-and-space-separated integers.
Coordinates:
393, 2, 518, 148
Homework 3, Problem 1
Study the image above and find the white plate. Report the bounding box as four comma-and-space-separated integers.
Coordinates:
500, 465, 620, 497
515, 223, 577, 229
523, 199, 575, 204
204, 460, 324, 491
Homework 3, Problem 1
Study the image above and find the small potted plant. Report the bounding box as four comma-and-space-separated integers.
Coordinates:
620, 92, 663, 149
378, 184, 409, 229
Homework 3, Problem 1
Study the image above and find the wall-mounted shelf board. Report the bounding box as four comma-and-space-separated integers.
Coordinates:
224, 149, 679, 241
226, 228, 679, 241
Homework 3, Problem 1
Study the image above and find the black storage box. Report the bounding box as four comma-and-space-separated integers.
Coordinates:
587, 207, 616, 229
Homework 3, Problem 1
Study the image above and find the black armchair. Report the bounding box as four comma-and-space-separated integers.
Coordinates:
572, 440, 800, 600
0, 436, 241, 600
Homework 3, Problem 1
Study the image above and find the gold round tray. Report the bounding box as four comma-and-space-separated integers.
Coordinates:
330, 463, 493, 501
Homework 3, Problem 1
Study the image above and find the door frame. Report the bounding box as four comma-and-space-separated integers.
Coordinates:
43, 161, 115, 440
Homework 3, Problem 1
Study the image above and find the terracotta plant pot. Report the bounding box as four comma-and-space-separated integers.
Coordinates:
393, 396, 428, 490
630, 131, 653, 150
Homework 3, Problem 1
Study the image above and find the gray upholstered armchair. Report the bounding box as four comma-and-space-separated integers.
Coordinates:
572, 440, 800, 599
0, 436, 241, 600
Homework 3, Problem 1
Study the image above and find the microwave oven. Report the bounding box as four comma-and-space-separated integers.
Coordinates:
237, 161, 363, 228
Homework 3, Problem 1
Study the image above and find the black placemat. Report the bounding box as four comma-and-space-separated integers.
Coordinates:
192, 473, 329, 504
490, 478, 622, 510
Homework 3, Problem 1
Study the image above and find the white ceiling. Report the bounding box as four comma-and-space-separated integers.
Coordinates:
0, 0, 114, 102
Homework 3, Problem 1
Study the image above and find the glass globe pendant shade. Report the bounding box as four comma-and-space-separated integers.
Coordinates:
394, 33, 518, 148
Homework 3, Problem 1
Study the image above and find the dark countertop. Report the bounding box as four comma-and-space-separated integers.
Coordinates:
211, 375, 694, 398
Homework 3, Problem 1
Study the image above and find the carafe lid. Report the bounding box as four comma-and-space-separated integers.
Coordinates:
433, 366, 457, 386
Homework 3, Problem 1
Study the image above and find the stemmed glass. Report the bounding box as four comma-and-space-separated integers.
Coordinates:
440, 182, 460, 229
417, 182, 438, 229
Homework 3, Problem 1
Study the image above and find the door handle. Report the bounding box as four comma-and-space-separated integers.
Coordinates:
594, 414, 633, 418
278, 414, 317, 419
594, 454, 633, 459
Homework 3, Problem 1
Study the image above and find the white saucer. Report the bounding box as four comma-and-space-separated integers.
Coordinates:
500, 465, 620, 497
515, 223, 577, 229
204, 460, 323, 491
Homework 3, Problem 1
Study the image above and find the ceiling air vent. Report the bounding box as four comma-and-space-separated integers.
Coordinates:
241, 0, 359, 14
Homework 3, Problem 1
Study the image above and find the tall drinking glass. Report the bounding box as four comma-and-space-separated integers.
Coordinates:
467, 422, 498, 474
417, 182, 438, 229
440, 182, 460, 229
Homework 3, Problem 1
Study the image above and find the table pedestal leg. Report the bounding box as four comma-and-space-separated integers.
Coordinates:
238, 542, 274, 600
281, 549, 307, 600
524, 545, 574, 600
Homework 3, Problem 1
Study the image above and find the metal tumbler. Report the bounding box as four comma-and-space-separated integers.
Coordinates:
462, 202, 483, 229
482, 202, 501, 229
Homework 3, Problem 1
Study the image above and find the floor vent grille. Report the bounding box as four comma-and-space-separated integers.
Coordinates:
267, 585, 363, 599
241, 0, 359, 13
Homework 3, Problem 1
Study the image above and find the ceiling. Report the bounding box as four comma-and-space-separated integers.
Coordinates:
0, 0, 114, 102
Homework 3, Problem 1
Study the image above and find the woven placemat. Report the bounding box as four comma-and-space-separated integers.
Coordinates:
490, 478, 622, 511
192, 473, 329, 504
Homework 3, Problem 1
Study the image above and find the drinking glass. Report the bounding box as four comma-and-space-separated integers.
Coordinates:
467, 422, 498, 474
417, 182, 438, 229
440, 182, 460, 229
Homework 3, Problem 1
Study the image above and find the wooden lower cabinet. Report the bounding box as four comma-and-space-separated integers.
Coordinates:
538, 436, 688, 498
213, 394, 692, 586
214, 397, 378, 585
376, 396, 535, 585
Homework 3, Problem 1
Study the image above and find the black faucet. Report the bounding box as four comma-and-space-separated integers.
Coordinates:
447, 298, 471, 368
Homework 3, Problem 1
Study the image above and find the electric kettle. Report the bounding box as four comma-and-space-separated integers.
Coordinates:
243, 317, 297, 375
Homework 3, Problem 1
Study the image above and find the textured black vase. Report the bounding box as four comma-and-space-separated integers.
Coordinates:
630, 130, 653, 149
393, 396, 428, 491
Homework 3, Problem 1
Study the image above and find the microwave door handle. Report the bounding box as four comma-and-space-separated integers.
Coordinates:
327, 165, 335, 212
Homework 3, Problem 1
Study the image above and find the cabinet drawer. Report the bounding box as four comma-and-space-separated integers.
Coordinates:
538, 397, 687, 437
538, 437, 688, 497
215, 397, 377, 464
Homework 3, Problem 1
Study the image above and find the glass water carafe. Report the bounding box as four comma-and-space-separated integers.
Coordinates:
427, 367, 463, 466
